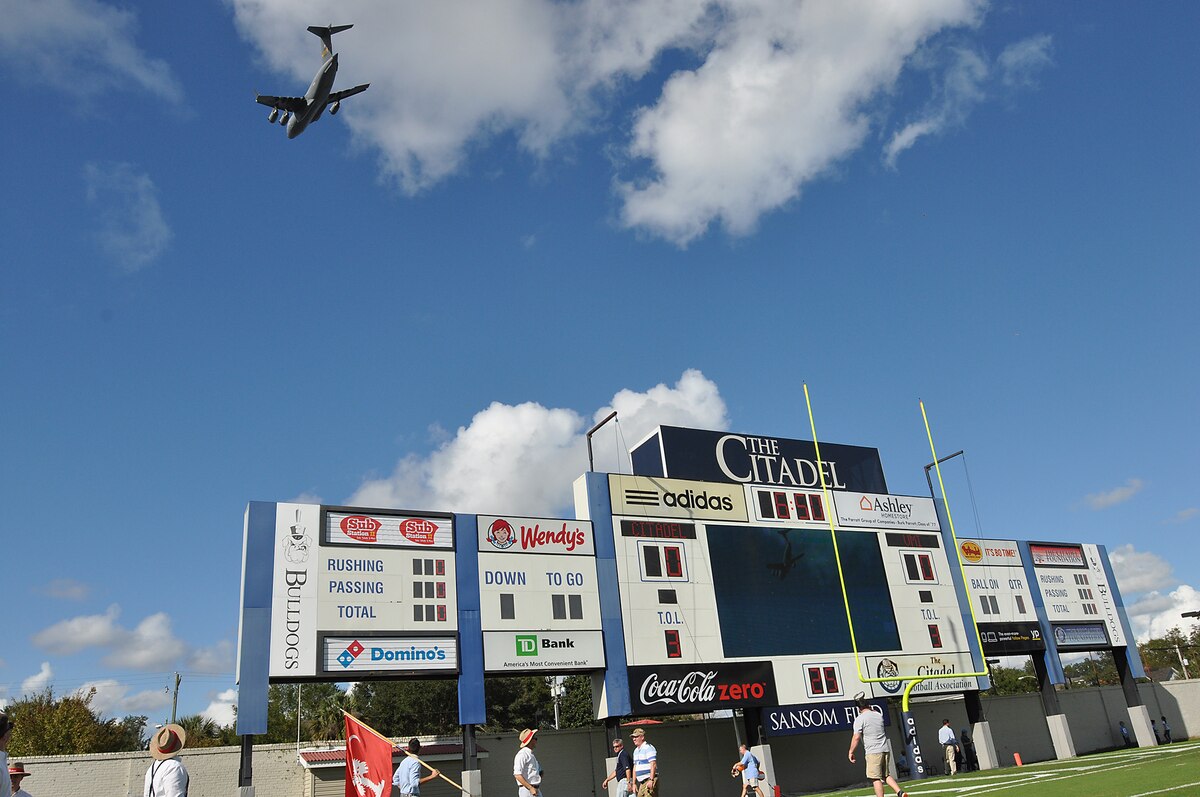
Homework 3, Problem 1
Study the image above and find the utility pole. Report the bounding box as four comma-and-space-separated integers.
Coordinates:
170, 672, 181, 723
1175, 645, 1190, 680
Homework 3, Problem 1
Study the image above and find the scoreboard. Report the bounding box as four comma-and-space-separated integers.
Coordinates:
264, 503, 459, 680
957, 538, 1044, 656
580, 471, 982, 716
476, 515, 604, 672
1029, 541, 1127, 649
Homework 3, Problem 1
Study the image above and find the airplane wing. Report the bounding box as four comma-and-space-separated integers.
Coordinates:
255, 94, 308, 114
327, 83, 370, 103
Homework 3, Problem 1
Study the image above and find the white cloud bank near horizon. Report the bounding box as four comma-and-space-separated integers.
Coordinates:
1110, 544, 1200, 642
232, 0, 1051, 246
349, 369, 728, 514
31, 603, 232, 675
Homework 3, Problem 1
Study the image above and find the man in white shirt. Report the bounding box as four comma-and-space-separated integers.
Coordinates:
513, 728, 543, 797
8, 761, 33, 797
630, 728, 658, 797
144, 724, 189, 797
937, 719, 958, 776
847, 698, 907, 797
1, 710, 14, 797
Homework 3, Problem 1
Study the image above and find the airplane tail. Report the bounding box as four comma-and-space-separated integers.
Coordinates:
307, 24, 353, 60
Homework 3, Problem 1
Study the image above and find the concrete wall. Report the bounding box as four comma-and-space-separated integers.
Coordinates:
16, 682, 1198, 797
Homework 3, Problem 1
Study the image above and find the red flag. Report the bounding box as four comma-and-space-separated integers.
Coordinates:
345, 713, 393, 797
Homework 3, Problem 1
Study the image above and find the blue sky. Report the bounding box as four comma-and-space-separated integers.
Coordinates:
2, 1, 1197, 725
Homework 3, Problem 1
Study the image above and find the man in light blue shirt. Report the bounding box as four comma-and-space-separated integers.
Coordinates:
734, 744, 764, 797
392, 739, 440, 797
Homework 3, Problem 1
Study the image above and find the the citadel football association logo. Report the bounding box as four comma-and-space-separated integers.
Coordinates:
876, 658, 902, 694
485, 518, 516, 549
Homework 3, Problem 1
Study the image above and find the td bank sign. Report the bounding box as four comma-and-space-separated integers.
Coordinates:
483, 630, 606, 673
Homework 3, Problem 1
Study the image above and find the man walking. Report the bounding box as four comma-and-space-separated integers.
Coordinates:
938, 719, 958, 776
144, 724, 189, 797
630, 728, 658, 797
847, 698, 907, 797
601, 736, 632, 797
513, 729, 543, 797
732, 743, 765, 797
393, 738, 440, 797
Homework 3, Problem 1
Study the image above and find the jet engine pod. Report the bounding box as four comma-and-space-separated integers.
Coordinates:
268, 109, 280, 123
280, 112, 291, 125
329, 101, 340, 115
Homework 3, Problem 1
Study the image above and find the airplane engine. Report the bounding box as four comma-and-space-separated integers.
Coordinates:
268, 109, 279, 123
329, 101, 340, 115
280, 112, 291, 125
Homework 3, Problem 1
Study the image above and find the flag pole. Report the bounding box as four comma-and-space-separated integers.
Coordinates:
343, 712, 469, 794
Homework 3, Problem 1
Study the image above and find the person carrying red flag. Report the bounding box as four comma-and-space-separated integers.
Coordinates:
345, 714, 394, 797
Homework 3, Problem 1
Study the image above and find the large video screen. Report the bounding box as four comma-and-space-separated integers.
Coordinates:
706, 525, 900, 656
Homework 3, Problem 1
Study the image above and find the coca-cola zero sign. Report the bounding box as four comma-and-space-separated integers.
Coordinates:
628, 661, 778, 714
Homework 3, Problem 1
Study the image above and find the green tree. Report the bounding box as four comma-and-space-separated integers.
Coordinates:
96, 714, 149, 752
179, 714, 224, 748
558, 675, 598, 728
262, 683, 350, 743
354, 680, 460, 738
8, 688, 100, 754
983, 663, 1040, 695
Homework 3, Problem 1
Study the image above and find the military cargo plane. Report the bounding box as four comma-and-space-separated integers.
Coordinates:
256, 24, 369, 139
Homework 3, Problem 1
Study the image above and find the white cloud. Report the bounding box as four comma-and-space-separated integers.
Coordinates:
998, 33, 1053, 89
103, 612, 188, 670
32, 604, 123, 655
201, 688, 238, 727
234, 1, 1039, 245
22, 662, 54, 694
883, 45, 988, 168
1110, 544, 1175, 596
188, 640, 235, 673
41, 578, 91, 600
0, 0, 182, 102
78, 679, 170, 718
32, 605, 190, 671
84, 162, 172, 272
1165, 507, 1198, 524
1126, 584, 1200, 642
883, 31, 1051, 167
349, 369, 727, 516
1084, 478, 1144, 510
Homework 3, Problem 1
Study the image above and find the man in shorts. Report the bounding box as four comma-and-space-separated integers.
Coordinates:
630, 728, 658, 797
848, 698, 907, 797
733, 744, 765, 797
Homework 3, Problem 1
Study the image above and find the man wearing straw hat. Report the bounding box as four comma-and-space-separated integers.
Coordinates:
144, 724, 189, 797
392, 738, 440, 797
8, 761, 33, 797
513, 728, 543, 797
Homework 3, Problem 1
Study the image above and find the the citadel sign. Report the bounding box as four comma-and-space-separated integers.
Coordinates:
630, 426, 887, 493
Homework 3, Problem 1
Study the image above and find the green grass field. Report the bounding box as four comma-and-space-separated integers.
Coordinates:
802, 740, 1200, 797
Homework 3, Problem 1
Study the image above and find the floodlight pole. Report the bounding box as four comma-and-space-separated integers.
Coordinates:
586, 411, 618, 472
922, 450, 964, 495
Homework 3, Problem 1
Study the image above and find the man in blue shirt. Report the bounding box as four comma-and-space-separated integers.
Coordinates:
392, 739, 440, 797
733, 744, 765, 797
601, 737, 633, 797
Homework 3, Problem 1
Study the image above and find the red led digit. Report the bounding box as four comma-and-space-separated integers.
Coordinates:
665, 630, 682, 658
664, 546, 684, 578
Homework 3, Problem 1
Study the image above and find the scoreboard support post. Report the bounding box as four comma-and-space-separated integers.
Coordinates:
964, 691, 998, 770
900, 679, 929, 780
1115, 651, 1157, 746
